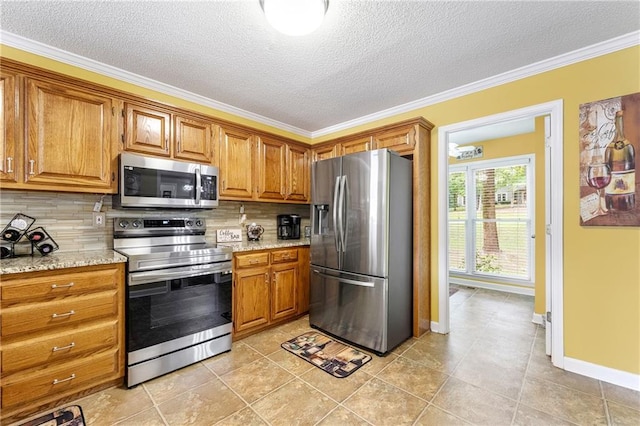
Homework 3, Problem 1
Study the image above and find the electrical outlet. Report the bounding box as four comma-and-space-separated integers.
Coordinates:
93, 212, 106, 227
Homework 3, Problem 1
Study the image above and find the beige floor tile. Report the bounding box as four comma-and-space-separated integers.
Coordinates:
268, 349, 315, 376
143, 362, 215, 403
316, 406, 371, 425
252, 378, 337, 425
343, 378, 427, 425
157, 379, 246, 425
526, 353, 602, 396
214, 407, 268, 425
376, 356, 448, 401
466, 336, 532, 372
390, 336, 418, 355
402, 337, 467, 374
413, 404, 471, 425
203, 342, 264, 376
220, 357, 294, 403
520, 376, 607, 425
299, 364, 372, 402
242, 328, 294, 355
113, 407, 167, 426
78, 385, 153, 425
602, 382, 640, 410
512, 403, 577, 425
358, 352, 397, 375
608, 400, 640, 425
431, 376, 517, 425
452, 352, 526, 398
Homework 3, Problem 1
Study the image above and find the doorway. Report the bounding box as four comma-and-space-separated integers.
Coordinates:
436, 100, 564, 368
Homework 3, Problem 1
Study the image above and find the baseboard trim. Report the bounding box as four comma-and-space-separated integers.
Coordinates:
430, 321, 442, 334
564, 357, 640, 391
531, 313, 545, 325
450, 277, 535, 296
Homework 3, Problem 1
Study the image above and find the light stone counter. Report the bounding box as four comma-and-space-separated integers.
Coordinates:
0, 249, 127, 275
218, 238, 310, 253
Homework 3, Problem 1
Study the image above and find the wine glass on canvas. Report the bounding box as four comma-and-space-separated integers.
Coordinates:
587, 162, 611, 216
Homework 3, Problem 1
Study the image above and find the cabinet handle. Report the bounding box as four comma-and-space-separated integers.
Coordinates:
177, 139, 181, 152
265, 272, 269, 283
52, 374, 76, 385
249, 259, 259, 264
28, 159, 35, 175
51, 282, 75, 289
165, 139, 169, 152
272, 272, 276, 282
52, 342, 75, 352
6, 157, 13, 173
52, 310, 75, 319
222, 179, 225, 190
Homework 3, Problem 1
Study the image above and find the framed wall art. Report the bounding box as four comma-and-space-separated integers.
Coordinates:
579, 92, 639, 226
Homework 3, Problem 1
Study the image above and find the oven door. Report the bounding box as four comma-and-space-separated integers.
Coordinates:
127, 261, 232, 364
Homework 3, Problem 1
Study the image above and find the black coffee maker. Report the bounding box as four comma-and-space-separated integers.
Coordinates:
277, 214, 301, 240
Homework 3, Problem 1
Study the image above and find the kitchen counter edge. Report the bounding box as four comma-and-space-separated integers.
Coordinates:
220, 238, 310, 253
0, 250, 128, 275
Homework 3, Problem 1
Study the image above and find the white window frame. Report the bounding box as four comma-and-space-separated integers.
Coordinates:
449, 154, 535, 286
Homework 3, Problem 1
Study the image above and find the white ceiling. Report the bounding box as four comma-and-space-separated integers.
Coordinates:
1, 1, 639, 137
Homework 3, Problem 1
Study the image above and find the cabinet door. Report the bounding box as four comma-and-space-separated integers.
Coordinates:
341, 136, 372, 155
373, 124, 416, 155
0, 71, 18, 183
124, 103, 171, 157
286, 144, 309, 202
174, 115, 213, 164
234, 268, 270, 333
218, 126, 254, 199
25, 79, 117, 192
256, 136, 286, 201
270, 263, 298, 322
312, 144, 339, 162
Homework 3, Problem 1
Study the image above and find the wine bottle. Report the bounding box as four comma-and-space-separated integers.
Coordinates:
604, 111, 636, 211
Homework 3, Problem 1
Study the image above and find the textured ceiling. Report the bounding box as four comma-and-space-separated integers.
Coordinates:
1, 1, 639, 135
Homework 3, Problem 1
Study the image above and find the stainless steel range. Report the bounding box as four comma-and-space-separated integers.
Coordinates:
113, 217, 233, 387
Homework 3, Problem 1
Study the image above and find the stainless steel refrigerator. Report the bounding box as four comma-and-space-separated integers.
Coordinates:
309, 148, 412, 355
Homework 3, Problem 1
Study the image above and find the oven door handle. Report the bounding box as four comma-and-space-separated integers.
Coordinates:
128, 262, 232, 286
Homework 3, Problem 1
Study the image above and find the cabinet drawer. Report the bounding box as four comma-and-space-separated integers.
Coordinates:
1, 267, 119, 302
271, 249, 298, 264
235, 252, 270, 269
2, 320, 118, 374
1, 291, 118, 337
1, 350, 119, 409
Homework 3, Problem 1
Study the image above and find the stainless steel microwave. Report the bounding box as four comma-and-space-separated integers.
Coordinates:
113, 153, 218, 209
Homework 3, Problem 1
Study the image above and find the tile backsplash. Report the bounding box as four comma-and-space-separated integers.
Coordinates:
0, 190, 310, 253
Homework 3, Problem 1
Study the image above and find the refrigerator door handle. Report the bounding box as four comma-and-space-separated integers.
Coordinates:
312, 269, 375, 288
332, 175, 341, 255
341, 175, 348, 250
337, 175, 346, 255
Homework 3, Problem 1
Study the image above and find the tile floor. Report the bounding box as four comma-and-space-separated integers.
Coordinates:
18, 285, 640, 425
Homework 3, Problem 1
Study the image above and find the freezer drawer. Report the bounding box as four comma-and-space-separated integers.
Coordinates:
309, 266, 388, 354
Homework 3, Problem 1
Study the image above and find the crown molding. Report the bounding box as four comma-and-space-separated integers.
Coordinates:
311, 30, 640, 138
0, 30, 312, 138
1, 29, 638, 140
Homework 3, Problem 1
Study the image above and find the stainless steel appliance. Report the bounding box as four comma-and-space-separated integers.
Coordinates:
113, 153, 219, 209
309, 149, 413, 355
277, 214, 301, 240
113, 217, 233, 387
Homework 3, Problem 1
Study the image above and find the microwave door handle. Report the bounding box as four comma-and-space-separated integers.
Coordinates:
195, 168, 202, 205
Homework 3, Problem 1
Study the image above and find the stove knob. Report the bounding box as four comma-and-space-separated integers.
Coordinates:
118, 220, 129, 228
132, 220, 141, 228
195, 220, 203, 227
186, 220, 194, 227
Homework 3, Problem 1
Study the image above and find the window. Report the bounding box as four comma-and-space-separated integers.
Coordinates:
449, 155, 534, 284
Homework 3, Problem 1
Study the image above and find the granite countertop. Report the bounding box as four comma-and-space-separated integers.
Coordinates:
0, 249, 128, 275
219, 238, 310, 252
0, 239, 310, 275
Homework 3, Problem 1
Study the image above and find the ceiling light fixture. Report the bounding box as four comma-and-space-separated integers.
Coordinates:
260, 0, 329, 36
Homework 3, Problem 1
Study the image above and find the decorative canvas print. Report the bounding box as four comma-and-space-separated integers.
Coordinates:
579, 93, 640, 226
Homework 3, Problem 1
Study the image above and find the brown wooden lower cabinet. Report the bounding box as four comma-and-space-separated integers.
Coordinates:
0, 263, 125, 424
233, 246, 310, 339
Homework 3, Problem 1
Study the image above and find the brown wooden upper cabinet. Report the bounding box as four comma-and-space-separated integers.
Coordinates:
174, 115, 214, 164
218, 124, 310, 203
12, 78, 118, 193
373, 123, 417, 156
341, 136, 372, 155
0, 70, 18, 184
311, 143, 339, 162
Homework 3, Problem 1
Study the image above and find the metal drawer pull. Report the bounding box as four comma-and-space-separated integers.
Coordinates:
52, 374, 76, 385
52, 310, 75, 318
28, 159, 35, 175
51, 282, 75, 289
52, 342, 75, 352
6, 157, 13, 173
249, 259, 259, 264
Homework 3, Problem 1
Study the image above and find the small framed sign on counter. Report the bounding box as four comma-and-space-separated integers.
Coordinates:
216, 228, 242, 242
